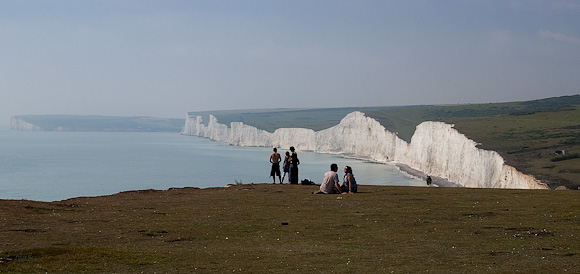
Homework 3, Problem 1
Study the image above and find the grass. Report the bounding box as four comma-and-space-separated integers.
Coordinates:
1, 184, 579, 273
551, 153, 580, 162
446, 107, 580, 189
188, 107, 394, 133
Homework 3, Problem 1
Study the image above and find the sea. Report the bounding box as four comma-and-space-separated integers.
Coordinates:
0, 129, 424, 202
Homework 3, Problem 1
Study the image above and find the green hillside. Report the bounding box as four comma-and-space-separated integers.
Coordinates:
364, 95, 580, 142
187, 105, 434, 135
188, 107, 391, 133
444, 106, 580, 190
367, 95, 580, 189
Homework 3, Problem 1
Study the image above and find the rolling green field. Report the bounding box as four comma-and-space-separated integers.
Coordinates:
194, 95, 580, 189
187, 106, 395, 133
368, 96, 580, 189
446, 108, 580, 190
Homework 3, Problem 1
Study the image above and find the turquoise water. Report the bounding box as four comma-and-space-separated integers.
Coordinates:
0, 130, 424, 201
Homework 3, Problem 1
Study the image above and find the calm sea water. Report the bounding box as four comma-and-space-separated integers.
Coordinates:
0, 130, 424, 201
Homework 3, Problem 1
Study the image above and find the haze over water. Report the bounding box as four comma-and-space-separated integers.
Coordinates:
0, 130, 423, 202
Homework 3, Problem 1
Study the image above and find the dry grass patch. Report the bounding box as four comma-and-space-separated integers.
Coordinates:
1, 184, 579, 273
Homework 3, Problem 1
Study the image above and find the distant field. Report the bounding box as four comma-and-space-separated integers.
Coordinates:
192, 95, 580, 189
188, 107, 398, 133
369, 96, 580, 189
447, 108, 580, 190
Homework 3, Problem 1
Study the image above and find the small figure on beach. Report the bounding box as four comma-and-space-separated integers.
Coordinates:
289, 146, 300, 184
281, 151, 290, 183
269, 148, 282, 184
426, 175, 432, 186
340, 166, 358, 194
313, 163, 341, 194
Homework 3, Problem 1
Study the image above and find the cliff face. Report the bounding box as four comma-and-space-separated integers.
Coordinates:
10, 117, 44, 131
182, 111, 547, 189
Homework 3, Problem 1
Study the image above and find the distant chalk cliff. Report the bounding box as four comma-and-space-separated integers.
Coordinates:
10, 117, 44, 131
182, 111, 548, 189
10, 115, 184, 132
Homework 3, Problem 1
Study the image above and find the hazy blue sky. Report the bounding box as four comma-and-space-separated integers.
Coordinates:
2, 0, 579, 126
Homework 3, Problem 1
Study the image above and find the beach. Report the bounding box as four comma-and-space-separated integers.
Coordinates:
396, 163, 461, 187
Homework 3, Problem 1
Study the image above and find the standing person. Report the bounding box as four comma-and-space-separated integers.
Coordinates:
340, 166, 358, 194
426, 175, 432, 186
313, 163, 340, 194
281, 151, 290, 184
289, 146, 300, 184
269, 148, 282, 184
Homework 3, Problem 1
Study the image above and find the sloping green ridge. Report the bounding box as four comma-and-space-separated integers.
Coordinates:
187, 106, 417, 133
190, 95, 580, 142
366, 94, 580, 141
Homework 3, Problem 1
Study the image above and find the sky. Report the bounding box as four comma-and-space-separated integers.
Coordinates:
2, 0, 580, 127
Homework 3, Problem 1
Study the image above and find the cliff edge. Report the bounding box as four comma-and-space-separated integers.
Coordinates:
10, 117, 44, 131
182, 111, 547, 189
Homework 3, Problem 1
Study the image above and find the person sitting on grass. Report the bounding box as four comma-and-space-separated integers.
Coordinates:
313, 163, 341, 194
340, 165, 358, 194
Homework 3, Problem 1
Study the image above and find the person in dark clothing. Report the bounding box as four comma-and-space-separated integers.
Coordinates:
340, 165, 358, 194
288, 146, 300, 184
281, 151, 290, 184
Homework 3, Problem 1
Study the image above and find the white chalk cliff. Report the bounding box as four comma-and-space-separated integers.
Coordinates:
10, 117, 44, 131
182, 111, 547, 189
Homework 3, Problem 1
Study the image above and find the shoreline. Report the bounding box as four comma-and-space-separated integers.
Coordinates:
395, 163, 462, 188
336, 152, 461, 187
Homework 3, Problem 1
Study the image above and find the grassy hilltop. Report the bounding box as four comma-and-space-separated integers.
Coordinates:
1, 184, 579, 273
189, 95, 580, 189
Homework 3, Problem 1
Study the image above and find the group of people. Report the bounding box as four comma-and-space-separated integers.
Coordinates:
268, 146, 444, 193
313, 163, 358, 194
269, 147, 358, 194
270, 147, 438, 192
269, 146, 299, 184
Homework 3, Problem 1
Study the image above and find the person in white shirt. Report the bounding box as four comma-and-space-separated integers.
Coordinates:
313, 163, 341, 194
